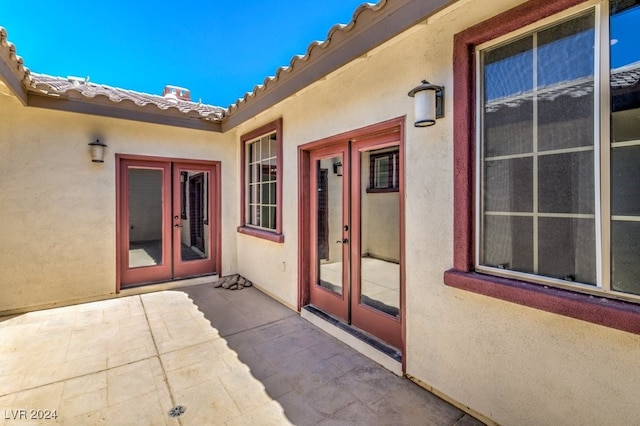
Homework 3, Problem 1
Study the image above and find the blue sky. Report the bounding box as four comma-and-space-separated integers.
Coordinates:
0, 1, 369, 107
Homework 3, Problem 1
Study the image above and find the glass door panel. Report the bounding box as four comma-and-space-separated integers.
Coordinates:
349, 135, 403, 351
120, 160, 172, 286
358, 148, 400, 318
172, 163, 217, 279
128, 168, 165, 268
317, 155, 344, 296
178, 170, 210, 263
309, 144, 349, 322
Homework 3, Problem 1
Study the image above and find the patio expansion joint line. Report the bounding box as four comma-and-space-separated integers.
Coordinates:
0, 357, 160, 399
452, 412, 468, 426
217, 313, 298, 340
139, 295, 183, 425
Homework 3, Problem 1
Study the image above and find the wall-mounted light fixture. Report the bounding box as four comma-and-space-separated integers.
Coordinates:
88, 139, 107, 163
408, 80, 444, 127
333, 161, 343, 176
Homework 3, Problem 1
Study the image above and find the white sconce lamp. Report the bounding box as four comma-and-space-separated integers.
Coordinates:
408, 80, 444, 127
333, 161, 343, 176
88, 139, 107, 163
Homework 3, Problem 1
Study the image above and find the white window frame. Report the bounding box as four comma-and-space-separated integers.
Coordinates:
238, 118, 284, 243
246, 133, 278, 232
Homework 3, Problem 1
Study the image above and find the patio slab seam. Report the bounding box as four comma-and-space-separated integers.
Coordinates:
139, 294, 179, 416
0, 286, 485, 425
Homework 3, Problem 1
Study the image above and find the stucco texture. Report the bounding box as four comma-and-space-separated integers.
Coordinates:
2, 0, 640, 423
0, 92, 237, 312
234, 0, 640, 424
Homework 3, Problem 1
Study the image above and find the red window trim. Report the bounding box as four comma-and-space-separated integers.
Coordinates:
444, 0, 640, 336
238, 118, 284, 243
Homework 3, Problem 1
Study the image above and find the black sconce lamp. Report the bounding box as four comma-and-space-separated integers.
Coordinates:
88, 139, 107, 163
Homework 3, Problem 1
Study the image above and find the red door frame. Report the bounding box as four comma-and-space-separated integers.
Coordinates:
172, 162, 217, 279
116, 154, 222, 291
298, 117, 406, 356
118, 159, 173, 286
350, 133, 404, 350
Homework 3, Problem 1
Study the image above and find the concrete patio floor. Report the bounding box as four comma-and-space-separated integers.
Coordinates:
0, 283, 484, 425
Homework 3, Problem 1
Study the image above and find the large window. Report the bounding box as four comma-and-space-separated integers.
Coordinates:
478, 10, 597, 287
475, 0, 640, 299
238, 119, 284, 242
446, 0, 640, 333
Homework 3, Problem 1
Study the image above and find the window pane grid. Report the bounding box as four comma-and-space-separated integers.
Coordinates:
611, 139, 640, 148
472, 1, 640, 303
485, 212, 596, 219
246, 133, 278, 231
612, 216, 640, 222
605, 1, 640, 295
478, 9, 598, 287
484, 145, 594, 162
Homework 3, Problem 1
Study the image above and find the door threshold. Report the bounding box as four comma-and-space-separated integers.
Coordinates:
301, 305, 403, 376
120, 274, 219, 296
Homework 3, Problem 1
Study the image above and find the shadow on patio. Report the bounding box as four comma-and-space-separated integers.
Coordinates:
0, 283, 483, 425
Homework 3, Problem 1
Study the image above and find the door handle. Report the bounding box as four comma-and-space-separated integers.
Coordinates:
174, 224, 182, 228
336, 238, 349, 244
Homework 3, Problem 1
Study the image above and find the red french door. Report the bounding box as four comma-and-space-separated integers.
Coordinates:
309, 132, 403, 350
118, 157, 218, 288
310, 143, 350, 320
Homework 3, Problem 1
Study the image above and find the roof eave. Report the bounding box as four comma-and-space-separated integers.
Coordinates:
0, 29, 29, 105
221, 0, 457, 131
28, 93, 223, 132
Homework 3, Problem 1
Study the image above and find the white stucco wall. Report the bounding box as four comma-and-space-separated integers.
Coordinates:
0, 92, 237, 312
234, 0, 640, 424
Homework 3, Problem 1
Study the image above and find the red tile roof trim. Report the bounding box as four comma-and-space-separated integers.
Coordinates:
1, 26, 224, 123
30, 74, 225, 121
226, 1, 387, 113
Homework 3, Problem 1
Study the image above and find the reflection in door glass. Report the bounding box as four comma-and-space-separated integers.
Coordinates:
128, 168, 164, 268
180, 171, 210, 262
360, 148, 400, 317
317, 156, 343, 296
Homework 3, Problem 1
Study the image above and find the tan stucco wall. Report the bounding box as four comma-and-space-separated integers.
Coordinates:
2, 0, 639, 423
0, 93, 237, 312
234, 0, 640, 424
235, 113, 297, 308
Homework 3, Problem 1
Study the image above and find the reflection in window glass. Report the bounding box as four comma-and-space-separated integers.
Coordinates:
368, 149, 399, 192
610, 1, 640, 295
479, 11, 596, 285
361, 148, 400, 317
